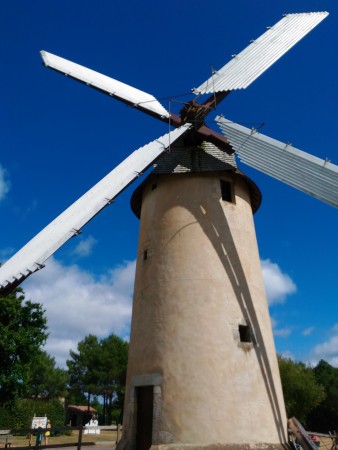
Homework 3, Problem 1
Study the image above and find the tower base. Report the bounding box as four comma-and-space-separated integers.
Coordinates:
117, 441, 290, 450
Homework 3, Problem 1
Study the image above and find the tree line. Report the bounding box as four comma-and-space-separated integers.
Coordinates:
0, 287, 128, 428
278, 355, 338, 432
1, 286, 338, 432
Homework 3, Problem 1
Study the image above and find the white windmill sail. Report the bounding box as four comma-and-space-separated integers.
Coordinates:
41, 51, 170, 120
216, 116, 338, 208
195, 12, 328, 94
0, 124, 191, 292
1, 12, 332, 295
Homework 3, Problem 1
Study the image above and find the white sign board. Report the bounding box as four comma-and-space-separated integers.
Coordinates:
31, 417, 47, 429
84, 419, 100, 435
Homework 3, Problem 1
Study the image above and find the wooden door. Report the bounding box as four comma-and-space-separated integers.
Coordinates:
136, 386, 153, 450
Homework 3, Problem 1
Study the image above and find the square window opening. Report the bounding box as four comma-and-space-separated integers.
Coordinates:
239, 324, 251, 343
220, 180, 233, 202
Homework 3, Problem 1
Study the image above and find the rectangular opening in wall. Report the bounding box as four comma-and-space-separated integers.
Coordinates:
220, 180, 233, 202
239, 324, 252, 343
143, 250, 148, 261
136, 386, 153, 450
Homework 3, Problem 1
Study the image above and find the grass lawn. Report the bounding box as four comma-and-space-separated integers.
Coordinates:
9, 430, 119, 448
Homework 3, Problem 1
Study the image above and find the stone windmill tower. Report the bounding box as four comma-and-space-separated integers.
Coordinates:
122, 143, 286, 449
0, 11, 337, 450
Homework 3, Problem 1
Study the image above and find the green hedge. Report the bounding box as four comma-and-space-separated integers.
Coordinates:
0, 399, 66, 433
0, 406, 12, 429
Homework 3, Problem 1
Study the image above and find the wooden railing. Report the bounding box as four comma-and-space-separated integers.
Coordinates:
0, 425, 121, 449
289, 417, 338, 450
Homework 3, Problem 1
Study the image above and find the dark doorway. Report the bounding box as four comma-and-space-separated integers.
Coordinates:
136, 386, 153, 450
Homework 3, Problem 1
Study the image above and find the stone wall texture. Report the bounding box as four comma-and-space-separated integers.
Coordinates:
118, 169, 287, 450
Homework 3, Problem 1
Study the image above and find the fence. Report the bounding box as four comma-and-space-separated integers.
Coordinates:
0, 425, 122, 449
289, 417, 337, 450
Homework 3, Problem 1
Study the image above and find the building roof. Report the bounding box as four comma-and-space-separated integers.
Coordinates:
130, 142, 261, 217
67, 405, 97, 413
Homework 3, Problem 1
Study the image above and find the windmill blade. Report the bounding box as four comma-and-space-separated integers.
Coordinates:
0, 124, 191, 293
41, 51, 170, 121
194, 12, 328, 94
216, 116, 338, 208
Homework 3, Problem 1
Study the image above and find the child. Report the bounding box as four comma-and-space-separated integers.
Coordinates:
44, 421, 51, 446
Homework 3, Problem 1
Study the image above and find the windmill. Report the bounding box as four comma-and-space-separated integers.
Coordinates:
0, 10, 337, 450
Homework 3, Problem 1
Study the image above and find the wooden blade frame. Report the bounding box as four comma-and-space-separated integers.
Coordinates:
0, 125, 191, 294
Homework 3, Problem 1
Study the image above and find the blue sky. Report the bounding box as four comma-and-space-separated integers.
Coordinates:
0, 0, 337, 367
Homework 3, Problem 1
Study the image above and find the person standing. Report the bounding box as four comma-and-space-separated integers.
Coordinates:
44, 421, 51, 446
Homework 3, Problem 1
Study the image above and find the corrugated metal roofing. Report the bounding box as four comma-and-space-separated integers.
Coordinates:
195, 12, 328, 94
0, 125, 190, 292
216, 116, 338, 208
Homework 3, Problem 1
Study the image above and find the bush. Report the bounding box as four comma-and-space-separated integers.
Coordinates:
111, 409, 122, 425
0, 406, 12, 429
0, 399, 66, 433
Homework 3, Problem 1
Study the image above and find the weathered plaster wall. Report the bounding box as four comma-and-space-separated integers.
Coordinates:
120, 172, 287, 449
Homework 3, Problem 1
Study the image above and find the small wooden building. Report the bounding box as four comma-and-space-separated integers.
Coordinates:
67, 405, 98, 426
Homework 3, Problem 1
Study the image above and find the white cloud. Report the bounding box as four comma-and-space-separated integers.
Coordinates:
279, 350, 294, 360
0, 164, 10, 201
271, 318, 292, 338
20, 256, 296, 368
72, 235, 97, 257
302, 327, 314, 336
309, 325, 338, 367
261, 259, 297, 305
273, 327, 292, 338
23, 257, 135, 368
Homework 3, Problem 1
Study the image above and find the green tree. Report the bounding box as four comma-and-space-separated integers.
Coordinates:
278, 355, 325, 424
66, 334, 128, 424
67, 335, 101, 408
308, 360, 338, 432
25, 350, 69, 399
0, 287, 48, 404
98, 335, 128, 424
